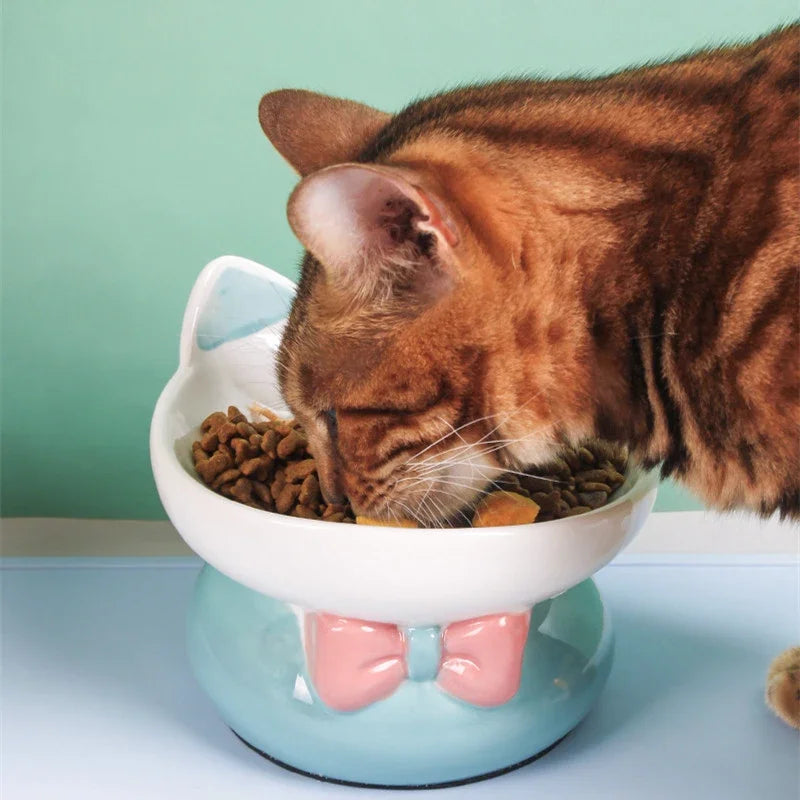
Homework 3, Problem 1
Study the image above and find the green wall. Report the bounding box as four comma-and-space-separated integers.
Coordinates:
2, 1, 795, 519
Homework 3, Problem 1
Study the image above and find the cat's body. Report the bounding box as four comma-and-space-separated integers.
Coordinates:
259, 23, 799, 729
260, 24, 798, 523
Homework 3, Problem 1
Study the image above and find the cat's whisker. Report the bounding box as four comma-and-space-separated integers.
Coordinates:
401, 438, 518, 476
408, 387, 551, 470
407, 408, 515, 465
405, 422, 556, 479
391, 497, 424, 527
426, 491, 463, 528
400, 472, 496, 498
410, 490, 439, 528
419, 486, 476, 527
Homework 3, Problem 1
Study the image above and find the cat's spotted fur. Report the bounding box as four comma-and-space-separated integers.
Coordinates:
260, 25, 798, 525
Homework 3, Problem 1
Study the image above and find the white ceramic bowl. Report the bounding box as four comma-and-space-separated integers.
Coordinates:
151, 255, 658, 627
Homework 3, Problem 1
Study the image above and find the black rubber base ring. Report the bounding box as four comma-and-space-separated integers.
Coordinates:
231, 727, 573, 790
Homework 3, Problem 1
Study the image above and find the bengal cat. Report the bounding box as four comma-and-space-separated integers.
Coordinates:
257, 24, 799, 726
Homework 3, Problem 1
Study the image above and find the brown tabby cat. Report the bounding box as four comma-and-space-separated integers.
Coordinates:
258, 25, 799, 724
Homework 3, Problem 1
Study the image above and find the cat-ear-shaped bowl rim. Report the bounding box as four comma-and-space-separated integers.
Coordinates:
177, 253, 297, 370
151, 255, 658, 626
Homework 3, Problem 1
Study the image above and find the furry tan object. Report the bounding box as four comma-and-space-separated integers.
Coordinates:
766, 646, 800, 729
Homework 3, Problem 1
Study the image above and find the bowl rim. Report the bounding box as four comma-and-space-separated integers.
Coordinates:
152, 360, 660, 539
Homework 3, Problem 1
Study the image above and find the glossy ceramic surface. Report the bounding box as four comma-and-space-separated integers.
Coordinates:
150, 255, 657, 787
150, 255, 658, 626
188, 565, 614, 788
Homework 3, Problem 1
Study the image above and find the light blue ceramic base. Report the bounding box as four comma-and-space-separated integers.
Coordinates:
187, 565, 614, 788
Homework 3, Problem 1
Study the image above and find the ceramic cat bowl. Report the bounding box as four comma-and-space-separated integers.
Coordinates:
150, 255, 658, 789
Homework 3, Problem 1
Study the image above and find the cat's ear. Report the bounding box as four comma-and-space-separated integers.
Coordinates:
286, 163, 460, 295
259, 90, 391, 176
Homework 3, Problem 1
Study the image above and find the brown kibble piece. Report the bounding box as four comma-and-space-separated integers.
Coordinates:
230, 478, 253, 503
252, 482, 273, 506
236, 422, 256, 438
561, 449, 581, 473
298, 474, 320, 506
249, 433, 262, 447
548, 458, 572, 482
564, 505, 593, 516
577, 447, 596, 466
473, 491, 540, 527
531, 491, 559, 513
241, 455, 274, 477
227, 406, 246, 424
275, 483, 301, 514
561, 489, 578, 507
260, 429, 281, 456
285, 458, 316, 483
200, 430, 219, 452
271, 468, 286, 497
519, 476, 555, 494
577, 491, 608, 509
212, 468, 241, 489
598, 463, 626, 486
231, 438, 259, 464
324, 511, 346, 523
196, 450, 233, 483
322, 503, 348, 519
576, 469, 613, 484
277, 429, 308, 459
217, 421, 239, 444
255, 464, 273, 482
201, 411, 227, 432
192, 442, 207, 465
272, 420, 297, 437
292, 505, 320, 520
218, 442, 234, 461
578, 481, 612, 493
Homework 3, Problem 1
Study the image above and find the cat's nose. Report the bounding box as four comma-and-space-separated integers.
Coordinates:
316, 460, 346, 505
309, 436, 347, 505
320, 481, 346, 506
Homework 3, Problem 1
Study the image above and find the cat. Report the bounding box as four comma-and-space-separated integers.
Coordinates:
258, 23, 799, 726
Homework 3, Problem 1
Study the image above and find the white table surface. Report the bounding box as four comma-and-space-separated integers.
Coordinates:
2, 554, 798, 799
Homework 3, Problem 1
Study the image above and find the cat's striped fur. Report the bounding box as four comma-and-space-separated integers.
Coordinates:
260, 25, 799, 523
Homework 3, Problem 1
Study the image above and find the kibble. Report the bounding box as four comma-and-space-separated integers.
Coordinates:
472, 491, 540, 527
191, 405, 628, 526
276, 429, 307, 459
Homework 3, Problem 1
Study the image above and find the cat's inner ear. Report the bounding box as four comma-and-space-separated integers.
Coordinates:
286, 164, 460, 295
259, 90, 391, 176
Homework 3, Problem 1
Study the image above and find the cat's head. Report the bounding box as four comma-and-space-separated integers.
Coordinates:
259, 90, 599, 524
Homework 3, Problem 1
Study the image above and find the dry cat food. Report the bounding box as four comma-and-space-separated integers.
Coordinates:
192, 405, 355, 522
191, 405, 628, 526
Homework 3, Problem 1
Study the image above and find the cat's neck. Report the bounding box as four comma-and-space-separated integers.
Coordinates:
505, 154, 703, 467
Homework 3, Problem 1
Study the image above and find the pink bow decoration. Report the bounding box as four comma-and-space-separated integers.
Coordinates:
304, 610, 531, 712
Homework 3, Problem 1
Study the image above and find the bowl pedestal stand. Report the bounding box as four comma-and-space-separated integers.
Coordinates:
187, 565, 614, 789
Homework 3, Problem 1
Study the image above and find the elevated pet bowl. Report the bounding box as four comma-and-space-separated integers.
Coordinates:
150, 255, 658, 788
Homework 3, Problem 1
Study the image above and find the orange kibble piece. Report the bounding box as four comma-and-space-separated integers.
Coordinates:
355, 516, 418, 528
472, 491, 540, 527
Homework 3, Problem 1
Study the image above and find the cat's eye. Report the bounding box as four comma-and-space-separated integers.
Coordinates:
323, 409, 338, 438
